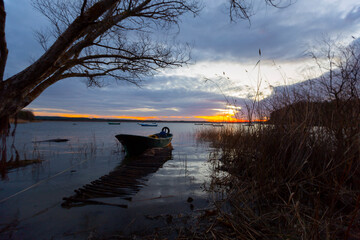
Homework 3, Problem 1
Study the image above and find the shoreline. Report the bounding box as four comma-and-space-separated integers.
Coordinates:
9, 119, 40, 124
34, 116, 265, 124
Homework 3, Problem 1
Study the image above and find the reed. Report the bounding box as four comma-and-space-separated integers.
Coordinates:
197, 121, 359, 238
194, 41, 360, 239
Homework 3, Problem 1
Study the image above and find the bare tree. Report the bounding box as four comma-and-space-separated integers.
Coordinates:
0, 0, 287, 164
310, 39, 360, 145
0, 0, 199, 121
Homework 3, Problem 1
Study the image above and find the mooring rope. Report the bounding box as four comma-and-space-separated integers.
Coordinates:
0, 158, 88, 204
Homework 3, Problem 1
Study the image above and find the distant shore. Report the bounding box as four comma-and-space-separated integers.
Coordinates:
9, 118, 34, 124
9, 115, 265, 124
34, 116, 199, 123
32, 116, 263, 124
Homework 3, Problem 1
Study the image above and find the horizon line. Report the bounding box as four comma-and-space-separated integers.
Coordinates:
33, 115, 266, 123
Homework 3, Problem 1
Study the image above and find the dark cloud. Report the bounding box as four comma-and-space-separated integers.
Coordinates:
345, 5, 360, 22
28, 76, 231, 117
178, 1, 360, 61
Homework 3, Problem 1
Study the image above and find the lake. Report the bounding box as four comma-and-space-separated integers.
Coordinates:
0, 121, 217, 239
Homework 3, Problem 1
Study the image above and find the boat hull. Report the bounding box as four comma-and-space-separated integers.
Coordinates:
138, 124, 157, 127
108, 122, 121, 125
115, 134, 172, 155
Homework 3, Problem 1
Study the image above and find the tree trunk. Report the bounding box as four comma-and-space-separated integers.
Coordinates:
0, 0, 10, 170
0, 0, 7, 81
0, 115, 10, 177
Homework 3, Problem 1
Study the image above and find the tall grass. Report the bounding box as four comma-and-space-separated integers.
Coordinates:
196, 41, 360, 239
198, 123, 359, 238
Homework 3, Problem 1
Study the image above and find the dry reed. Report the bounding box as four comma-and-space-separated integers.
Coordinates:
192, 41, 360, 239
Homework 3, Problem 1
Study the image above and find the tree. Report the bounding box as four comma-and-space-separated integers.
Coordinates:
310, 39, 360, 151
0, 0, 198, 120
0, 0, 286, 163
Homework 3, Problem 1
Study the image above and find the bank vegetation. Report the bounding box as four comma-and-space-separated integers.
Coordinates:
195, 41, 360, 239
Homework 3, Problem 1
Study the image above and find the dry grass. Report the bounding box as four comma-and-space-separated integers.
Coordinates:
197, 121, 359, 239
194, 86, 360, 239
191, 41, 360, 239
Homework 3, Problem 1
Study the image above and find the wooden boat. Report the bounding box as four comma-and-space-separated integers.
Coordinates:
137, 123, 158, 127
108, 122, 121, 125
115, 127, 172, 155
33, 138, 69, 143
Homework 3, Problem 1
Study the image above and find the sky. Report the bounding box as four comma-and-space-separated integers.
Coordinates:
3, 0, 360, 122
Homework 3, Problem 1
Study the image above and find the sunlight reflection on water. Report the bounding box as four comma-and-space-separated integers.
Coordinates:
0, 121, 220, 239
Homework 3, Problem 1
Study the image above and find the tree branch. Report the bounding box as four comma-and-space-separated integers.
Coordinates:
1, 0, 200, 119
80, 0, 88, 17
0, 0, 8, 81
6, 0, 119, 89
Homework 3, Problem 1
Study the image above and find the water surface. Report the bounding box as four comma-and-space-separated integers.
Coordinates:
0, 121, 215, 239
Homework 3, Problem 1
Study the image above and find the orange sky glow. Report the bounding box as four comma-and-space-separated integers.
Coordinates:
33, 111, 267, 122
195, 115, 247, 122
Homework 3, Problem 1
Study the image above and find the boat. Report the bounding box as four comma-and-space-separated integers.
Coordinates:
115, 127, 173, 155
108, 122, 121, 125
33, 138, 69, 143
138, 123, 158, 127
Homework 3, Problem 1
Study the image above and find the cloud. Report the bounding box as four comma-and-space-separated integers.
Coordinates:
4, 0, 48, 78
27, 75, 233, 119
29, 107, 75, 113
178, 0, 360, 62
345, 5, 360, 22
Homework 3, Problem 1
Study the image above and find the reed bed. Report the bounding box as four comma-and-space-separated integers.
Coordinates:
196, 121, 359, 239
193, 90, 360, 240
190, 41, 360, 240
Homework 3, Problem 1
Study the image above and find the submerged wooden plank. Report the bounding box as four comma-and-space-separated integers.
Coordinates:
62, 146, 173, 208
